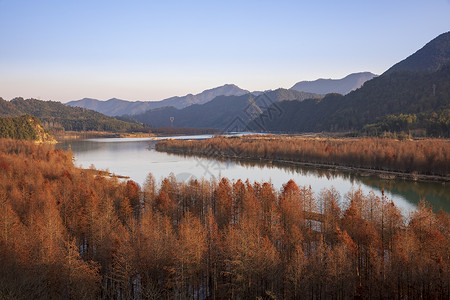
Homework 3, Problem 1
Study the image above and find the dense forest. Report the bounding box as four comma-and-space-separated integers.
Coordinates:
362, 110, 450, 138
0, 97, 145, 132
0, 115, 55, 142
0, 139, 448, 299
156, 136, 450, 177
1, 115, 42, 140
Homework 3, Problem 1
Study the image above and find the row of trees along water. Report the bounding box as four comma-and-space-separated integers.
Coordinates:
155, 135, 450, 177
0, 139, 448, 299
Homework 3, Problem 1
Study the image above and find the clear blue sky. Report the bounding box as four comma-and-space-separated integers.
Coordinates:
1, 0, 449, 102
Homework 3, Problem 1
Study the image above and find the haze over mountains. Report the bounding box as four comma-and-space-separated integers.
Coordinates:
130, 89, 321, 129
66, 73, 376, 118
290, 72, 377, 95
67, 84, 249, 116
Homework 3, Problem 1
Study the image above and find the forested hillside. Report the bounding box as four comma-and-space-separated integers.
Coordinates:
0, 140, 448, 299
248, 65, 450, 136
0, 115, 55, 142
0, 97, 145, 132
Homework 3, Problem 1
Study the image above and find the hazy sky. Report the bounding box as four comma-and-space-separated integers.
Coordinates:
1, 0, 449, 102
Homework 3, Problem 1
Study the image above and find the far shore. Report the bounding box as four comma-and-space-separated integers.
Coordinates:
52, 129, 220, 141
52, 131, 156, 141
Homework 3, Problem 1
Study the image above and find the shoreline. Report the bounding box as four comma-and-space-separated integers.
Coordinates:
52, 130, 219, 142
158, 148, 450, 183
53, 131, 156, 141
79, 168, 130, 180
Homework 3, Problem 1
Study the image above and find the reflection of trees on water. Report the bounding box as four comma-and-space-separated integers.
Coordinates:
56, 140, 105, 153
169, 152, 449, 212
171, 152, 354, 180
57, 140, 151, 154
359, 177, 449, 212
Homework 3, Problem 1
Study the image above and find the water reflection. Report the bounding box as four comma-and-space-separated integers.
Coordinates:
173, 152, 449, 213
57, 137, 449, 213
359, 177, 449, 212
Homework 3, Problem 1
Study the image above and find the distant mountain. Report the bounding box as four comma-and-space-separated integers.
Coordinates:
248, 33, 450, 136
249, 66, 450, 134
0, 97, 144, 132
131, 89, 321, 129
67, 84, 250, 116
384, 31, 450, 74
290, 72, 377, 95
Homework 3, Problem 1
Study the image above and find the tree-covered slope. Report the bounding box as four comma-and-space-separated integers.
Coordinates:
0, 97, 145, 132
248, 66, 450, 135
319, 65, 450, 130
0, 115, 56, 142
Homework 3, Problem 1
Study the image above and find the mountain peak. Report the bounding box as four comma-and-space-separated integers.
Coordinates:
384, 31, 450, 74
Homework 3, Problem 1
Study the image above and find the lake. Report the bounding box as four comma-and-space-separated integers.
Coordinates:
57, 136, 449, 214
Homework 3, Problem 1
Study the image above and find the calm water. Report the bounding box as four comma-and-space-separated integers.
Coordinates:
57, 136, 449, 214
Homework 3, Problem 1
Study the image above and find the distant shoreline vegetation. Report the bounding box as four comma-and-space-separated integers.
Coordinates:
155, 135, 450, 180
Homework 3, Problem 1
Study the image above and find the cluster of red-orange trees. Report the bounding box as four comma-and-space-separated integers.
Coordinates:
156, 136, 450, 177
0, 139, 449, 299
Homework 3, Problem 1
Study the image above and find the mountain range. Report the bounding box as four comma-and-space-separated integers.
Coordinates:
66, 73, 376, 118
67, 84, 249, 116
4, 32, 448, 137
130, 89, 321, 129
290, 72, 377, 95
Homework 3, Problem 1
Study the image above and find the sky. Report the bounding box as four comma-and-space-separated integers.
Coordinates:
0, 0, 449, 102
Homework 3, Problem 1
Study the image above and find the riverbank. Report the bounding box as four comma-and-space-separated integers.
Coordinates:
156, 135, 450, 182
